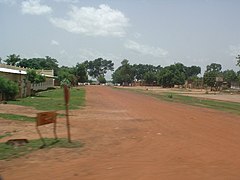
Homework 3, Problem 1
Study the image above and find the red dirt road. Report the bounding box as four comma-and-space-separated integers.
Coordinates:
1, 86, 240, 180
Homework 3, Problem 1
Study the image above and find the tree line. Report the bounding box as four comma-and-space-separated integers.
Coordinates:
112, 59, 201, 87
2, 54, 114, 86
112, 59, 240, 90
1, 54, 240, 90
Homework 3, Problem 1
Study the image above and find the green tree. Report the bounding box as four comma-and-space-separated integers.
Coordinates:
186, 66, 201, 79
157, 63, 186, 87
206, 63, 222, 72
98, 75, 107, 84
75, 63, 88, 83
0, 77, 19, 100
112, 59, 134, 85
4, 54, 21, 66
26, 69, 46, 84
58, 66, 77, 86
203, 63, 222, 90
143, 71, 157, 85
236, 55, 240, 67
132, 64, 161, 81
157, 67, 175, 87
18, 56, 59, 75
86, 58, 114, 79
223, 69, 238, 87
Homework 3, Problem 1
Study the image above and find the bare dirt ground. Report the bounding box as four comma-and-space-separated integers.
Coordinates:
1, 86, 240, 180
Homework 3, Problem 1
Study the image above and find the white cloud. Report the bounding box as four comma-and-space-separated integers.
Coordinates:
50, 4, 129, 37
21, 0, 52, 15
125, 40, 168, 57
51, 40, 60, 46
229, 44, 240, 56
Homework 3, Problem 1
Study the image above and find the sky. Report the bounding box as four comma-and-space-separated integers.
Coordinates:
1, 0, 240, 78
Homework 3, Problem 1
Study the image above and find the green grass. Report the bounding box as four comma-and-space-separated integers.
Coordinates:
151, 92, 240, 115
8, 87, 85, 111
0, 138, 83, 160
0, 113, 35, 122
117, 87, 240, 115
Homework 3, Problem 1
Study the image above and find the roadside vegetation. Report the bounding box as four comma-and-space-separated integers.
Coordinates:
0, 87, 85, 122
0, 113, 35, 122
123, 88, 240, 115
8, 87, 85, 111
0, 132, 11, 139
0, 138, 83, 160
0, 77, 19, 101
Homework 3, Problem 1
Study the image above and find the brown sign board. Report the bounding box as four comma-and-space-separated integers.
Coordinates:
36, 111, 57, 126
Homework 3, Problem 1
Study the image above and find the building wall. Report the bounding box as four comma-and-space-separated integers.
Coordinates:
31, 77, 54, 91
0, 64, 55, 99
0, 71, 27, 98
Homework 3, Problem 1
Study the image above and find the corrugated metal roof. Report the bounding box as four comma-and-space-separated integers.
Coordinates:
0, 68, 27, 74
0, 67, 55, 78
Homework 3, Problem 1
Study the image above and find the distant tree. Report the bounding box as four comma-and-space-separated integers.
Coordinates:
157, 67, 175, 87
186, 66, 201, 79
203, 71, 218, 90
58, 66, 77, 86
132, 64, 161, 81
4, 54, 21, 66
223, 69, 238, 88
18, 56, 59, 75
237, 55, 240, 67
75, 63, 88, 83
203, 63, 222, 90
112, 59, 134, 85
206, 63, 222, 72
86, 58, 114, 79
98, 75, 107, 84
157, 63, 186, 87
143, 71, 157, 85
0, 57, 2, 63
237, 71, 240, 83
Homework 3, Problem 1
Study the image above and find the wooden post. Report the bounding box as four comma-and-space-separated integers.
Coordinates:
64, 85, 71, 143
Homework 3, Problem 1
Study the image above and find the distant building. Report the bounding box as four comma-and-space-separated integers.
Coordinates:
0, 64, 55, 98
231, 82, 240, 90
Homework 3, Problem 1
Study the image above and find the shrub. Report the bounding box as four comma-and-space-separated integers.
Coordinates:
0, 77, 19, 101
167, 94, 173, 99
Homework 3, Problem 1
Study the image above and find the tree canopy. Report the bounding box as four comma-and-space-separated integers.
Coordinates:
4, 54, 21, 66
112, 60, 201, 87
2, 53, 240, 89
112, 59, 135, 85
18, 56, 59, 75
26, 69, 46, 84
237, 55, 240, 67
203, 63, 222, 90
85, 58, 114, 79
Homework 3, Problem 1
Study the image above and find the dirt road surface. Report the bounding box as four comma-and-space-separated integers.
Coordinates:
1, 86, 240, 180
